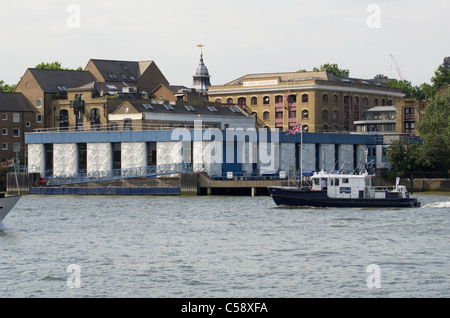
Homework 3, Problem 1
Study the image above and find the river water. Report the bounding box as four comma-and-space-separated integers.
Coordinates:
1, 192, 449, 298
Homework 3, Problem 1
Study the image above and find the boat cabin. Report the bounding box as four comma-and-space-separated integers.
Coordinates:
311, 171, 409, 199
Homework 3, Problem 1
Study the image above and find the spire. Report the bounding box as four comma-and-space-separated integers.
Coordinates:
192, 44, 211, 93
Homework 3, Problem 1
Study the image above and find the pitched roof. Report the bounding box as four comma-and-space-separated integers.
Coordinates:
86, 59, 150, 83
27, 68, 96, 93
0, 92, 35, 112
116, 102, 248, 117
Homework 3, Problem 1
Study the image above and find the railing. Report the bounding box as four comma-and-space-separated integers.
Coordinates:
46, 163, 195, 186
33, 122, 221, 133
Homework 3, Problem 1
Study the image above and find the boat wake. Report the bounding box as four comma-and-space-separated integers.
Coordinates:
422, 201, 450, 209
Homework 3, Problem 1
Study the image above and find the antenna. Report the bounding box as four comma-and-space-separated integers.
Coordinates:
389, 54, 403, 81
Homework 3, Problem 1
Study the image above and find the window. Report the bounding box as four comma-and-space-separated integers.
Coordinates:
2, 143, 7, 150
120, 73, 127, 80
106, 85, 118, 90
207, 106, 218, 112
107, 73, 118, 79
226, 98, 233, 104
129, 75, 136, 81
163, 104, 174, 110
251, 97, 258, 106
237, 97, 246, 105
289, 110, 296, 118
229, 107, 240, 113
302, 110, 309, 119
13, 113, 20, 122
263, 111, 270, 121
2, 128, 7, 135
36, 99, 42, 108
142, 104, 154, 110
322, 110, 328, 120
322, 94, 328, 104
13, 143, 20, 153
184, 105, 196, 111
363, 97, 369, 107
26, 121, 31, 127
332, 110, 338, 120
275, 111, 283, 119
215, 98, 221, 103
288, 95, 297, 103
275, 95, 283, 104
120, 63, 128, 71
374, 98, 379, 106
2, 113, 7, 120
13, 128, 20, 137
36, 114, 42, 122
263, 96, 270, 105
333, 94, 339, 105
301, 94, 309, 103
56, 85, 67, 92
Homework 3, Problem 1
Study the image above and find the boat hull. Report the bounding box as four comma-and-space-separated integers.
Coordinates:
0, 195, 21, 221
268, 187, 420, 208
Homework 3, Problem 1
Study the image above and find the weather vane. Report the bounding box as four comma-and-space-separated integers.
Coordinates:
197, 43, 205, 58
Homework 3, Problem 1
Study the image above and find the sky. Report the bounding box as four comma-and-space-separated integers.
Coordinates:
1, 0, 449, 88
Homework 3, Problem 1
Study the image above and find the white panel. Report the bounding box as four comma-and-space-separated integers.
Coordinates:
280, 143, 295, 177
357, 145, 367, 172
259, 141, 280, 174
242, 142, 257, 174
53, 143, 77, 176
339, 144, 354, 173
28, 144, 45, 176
87, 143, 112, 173
157, 142, 183, 165
321, 144, 335, 172
121, 142, 146, 169
301, 143, 315, 172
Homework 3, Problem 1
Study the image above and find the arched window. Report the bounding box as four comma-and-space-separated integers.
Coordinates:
322, 109, 328, 120
302, 125, 309, 132
333, 94, 339, 105
363, 97, 369, 107
36, 98, 42, 108
251, 96, 258, 106
215, 98, 221, 103
237, 97, 246, 105
301, 94, 309, 103
263, 96, 270, 105
322, 94, 328, 104
332, 110, 338, 121
227, 97, 233, 104
263, 111, 270, 121
322, 124, 328, 132
275, 95, 283, 104
374, 98, 379, 106
59, 109, 69, 130
302, 110, 309, 119
288, 95, 297, 103
382, 99, 386, 106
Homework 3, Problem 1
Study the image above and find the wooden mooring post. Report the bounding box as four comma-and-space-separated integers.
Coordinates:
180, 172, 198, 196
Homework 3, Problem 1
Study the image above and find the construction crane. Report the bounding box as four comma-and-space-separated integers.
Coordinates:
389, 54, 403, 81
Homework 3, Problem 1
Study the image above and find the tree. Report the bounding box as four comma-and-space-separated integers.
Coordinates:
385, 139, 424, 189
35, 61, 83, 71
313, 63, 350, 77
417, 89, 450, 170
430, 64, 450, 95
0, 80, 17, 92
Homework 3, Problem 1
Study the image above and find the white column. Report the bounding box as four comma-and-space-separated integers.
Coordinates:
157, 142, 183, 165
280, 143, 295, 177
53, 143, 78, 177
321, 144, 335, 172
301, 143, 315, 172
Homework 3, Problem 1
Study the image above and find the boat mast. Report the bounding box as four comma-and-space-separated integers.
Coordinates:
300, 119, 303, 187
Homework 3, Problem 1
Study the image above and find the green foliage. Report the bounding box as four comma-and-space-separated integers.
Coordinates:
35, 61, 83, 71
386, 139, 424, 178
417, 89, 450, 170
0, 80, 17, 92
313, 63, 350, 77
386, 63, 450, 101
